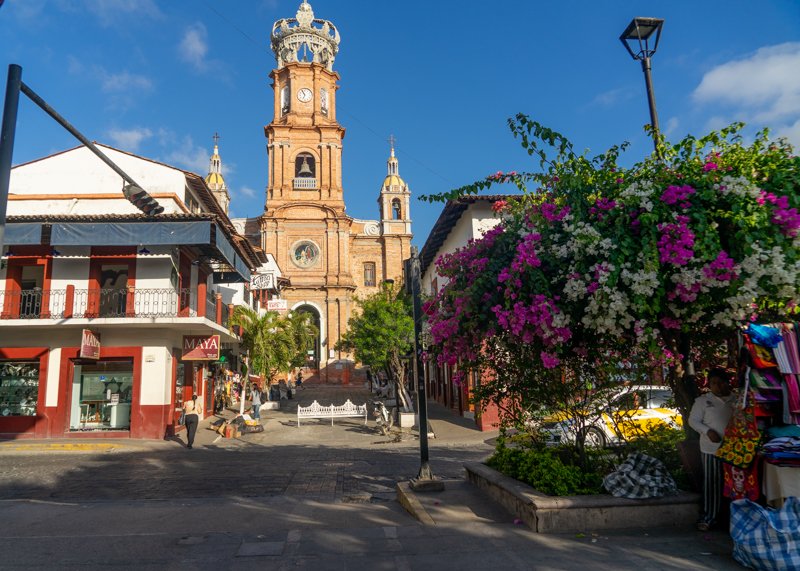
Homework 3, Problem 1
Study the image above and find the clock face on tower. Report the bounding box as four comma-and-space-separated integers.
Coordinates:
297, 88, 312, 103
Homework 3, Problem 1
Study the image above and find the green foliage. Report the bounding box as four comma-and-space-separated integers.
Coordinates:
335, 284, 414, 381
228, 306, 317, 381
487, 437, 607, 495
623, 426, 691, 490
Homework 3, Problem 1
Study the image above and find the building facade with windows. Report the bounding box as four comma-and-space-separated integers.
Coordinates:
0, 143, 263, 440
237, 2, 413, 382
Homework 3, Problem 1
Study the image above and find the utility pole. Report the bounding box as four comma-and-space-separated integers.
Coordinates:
406, 246, 444, 491
0, 64, 22, 255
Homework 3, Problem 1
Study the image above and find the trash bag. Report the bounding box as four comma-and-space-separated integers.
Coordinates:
731, 497, 800, 571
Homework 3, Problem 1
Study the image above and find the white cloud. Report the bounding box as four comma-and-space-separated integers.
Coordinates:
81, 0, 163, 27
590, 87, 636, 107
163, 136, 209, 174
663, 117, 680, 138
107, 127, 153, 151
693, 43, 800, 145
240, 186, 257, 198
101, 71, 153, 94
179, 23, 210, 72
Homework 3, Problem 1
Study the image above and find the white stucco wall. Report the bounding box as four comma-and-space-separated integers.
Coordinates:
9, 145, 190, 215
421, 202, 503, 296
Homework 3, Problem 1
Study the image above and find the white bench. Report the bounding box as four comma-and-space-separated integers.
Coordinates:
297, 399, 368, 427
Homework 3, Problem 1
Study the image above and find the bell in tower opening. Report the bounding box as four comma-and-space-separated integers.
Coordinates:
295, 154, 315, 178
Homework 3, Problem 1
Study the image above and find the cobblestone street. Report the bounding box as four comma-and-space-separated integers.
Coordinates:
0, 386, 495, 503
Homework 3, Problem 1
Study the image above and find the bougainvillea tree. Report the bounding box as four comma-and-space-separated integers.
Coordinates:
422, 115, 800, 434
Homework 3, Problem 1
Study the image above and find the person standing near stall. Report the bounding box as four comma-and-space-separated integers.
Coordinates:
689, 368, 735, 531
183, 394, 202, 449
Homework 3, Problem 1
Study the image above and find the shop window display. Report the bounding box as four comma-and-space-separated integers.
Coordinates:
0, 362, 40, 416
69, 360, 133, 431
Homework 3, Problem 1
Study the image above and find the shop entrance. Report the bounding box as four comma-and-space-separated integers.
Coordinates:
69, 359, 133, 431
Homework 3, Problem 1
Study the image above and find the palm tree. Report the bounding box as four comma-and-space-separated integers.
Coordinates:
228, 306, 317, 411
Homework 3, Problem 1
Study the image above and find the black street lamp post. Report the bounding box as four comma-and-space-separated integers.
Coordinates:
620, 17, 665, 154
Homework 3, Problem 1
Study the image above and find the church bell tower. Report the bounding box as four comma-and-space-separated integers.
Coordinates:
264, 1, 344, 213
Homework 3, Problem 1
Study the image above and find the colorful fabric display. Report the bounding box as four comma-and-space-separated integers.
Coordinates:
723, 462, 760, 500
744, 334, 778, 369
770, 323, 799, 374
716, 395, 761, 468
746, 323, 783, 348
750, 368, 783, 390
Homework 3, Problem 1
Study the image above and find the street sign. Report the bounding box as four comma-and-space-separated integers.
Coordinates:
182, 335, 221, 360
267, 299, 288, 311
251, 272, 275, 290
80, 329, 101, 359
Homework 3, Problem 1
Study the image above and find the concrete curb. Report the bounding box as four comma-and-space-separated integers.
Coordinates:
396, 481, 437, 525
465, 462, 701, 533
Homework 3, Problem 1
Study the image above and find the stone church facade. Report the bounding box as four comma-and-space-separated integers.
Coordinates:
236, 2, 412, 383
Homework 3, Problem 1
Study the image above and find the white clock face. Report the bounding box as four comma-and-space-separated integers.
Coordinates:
297, 88, 312, 102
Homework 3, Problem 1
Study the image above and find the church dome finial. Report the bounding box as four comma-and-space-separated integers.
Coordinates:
271, 2, 340, 71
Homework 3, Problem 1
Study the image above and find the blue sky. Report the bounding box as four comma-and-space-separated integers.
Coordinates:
2, 1, 799, 247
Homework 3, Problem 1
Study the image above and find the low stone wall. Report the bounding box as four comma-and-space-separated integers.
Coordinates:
465, 462, 700, 533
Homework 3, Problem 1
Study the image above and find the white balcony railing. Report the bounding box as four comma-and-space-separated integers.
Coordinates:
293, 177, 317, 189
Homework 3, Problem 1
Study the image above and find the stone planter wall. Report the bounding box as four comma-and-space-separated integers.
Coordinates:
465, 462, 701, 533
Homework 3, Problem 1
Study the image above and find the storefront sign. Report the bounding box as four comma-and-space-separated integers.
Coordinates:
251, 272, 274, 290
182, 334, 221, 360
80, 329, 101, 359
267, 299, 288, 312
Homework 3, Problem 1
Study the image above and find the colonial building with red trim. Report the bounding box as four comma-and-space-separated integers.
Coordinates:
0, 143, 265, 440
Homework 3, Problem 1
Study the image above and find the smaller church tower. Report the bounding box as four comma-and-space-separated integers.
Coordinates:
205, 133, 230, 215
378, 138, 412, 237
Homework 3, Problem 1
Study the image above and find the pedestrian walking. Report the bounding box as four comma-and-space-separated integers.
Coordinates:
688, 367, 735, 531
296, 370, 304, 390
251, 386, 261, 420
182, 394, 202, 449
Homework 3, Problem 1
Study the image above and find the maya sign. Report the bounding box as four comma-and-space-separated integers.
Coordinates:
267, 299, 288, 312
251, 272, 274, 290
80, 329, 101, 359
182, 334, 221, 361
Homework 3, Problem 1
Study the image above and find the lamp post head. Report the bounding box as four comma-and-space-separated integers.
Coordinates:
620, 17, 664, 61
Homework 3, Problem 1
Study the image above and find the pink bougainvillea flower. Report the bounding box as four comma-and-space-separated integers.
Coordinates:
492, 199, 508, 213
703, 162, 719, 172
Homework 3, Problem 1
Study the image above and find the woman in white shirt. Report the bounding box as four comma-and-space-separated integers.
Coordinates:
688, 368, 735, 531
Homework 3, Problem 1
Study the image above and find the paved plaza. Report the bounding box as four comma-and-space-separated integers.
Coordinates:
0, 386, 742, 570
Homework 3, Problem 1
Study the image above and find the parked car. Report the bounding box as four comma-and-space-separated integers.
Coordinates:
540, 385, 682, 447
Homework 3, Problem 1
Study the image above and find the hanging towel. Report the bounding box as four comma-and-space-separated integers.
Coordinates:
780, 323, 800, 373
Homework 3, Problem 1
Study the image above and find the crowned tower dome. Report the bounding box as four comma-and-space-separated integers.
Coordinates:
382, 137, 406, 190
271, 1, 341, 71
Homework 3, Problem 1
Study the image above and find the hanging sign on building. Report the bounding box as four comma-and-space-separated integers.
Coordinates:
267, 299, 288, 312
182, 334, 221, 360
251, 272, 274, 291
80, 329, 101, 359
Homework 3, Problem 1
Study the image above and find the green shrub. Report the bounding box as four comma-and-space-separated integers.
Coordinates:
487, 440, 604, 495
623, 425, 691, 490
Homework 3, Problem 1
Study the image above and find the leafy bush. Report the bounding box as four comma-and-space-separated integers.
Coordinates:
623, 425, 691, 490
487, 438, 606, 495
488, 428, 691, 495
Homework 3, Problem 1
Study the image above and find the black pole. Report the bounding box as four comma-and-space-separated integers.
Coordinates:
640, 56, 660, 154
19, 82, 140, 189
408, 246, 443, 491
0, 64, 22, 255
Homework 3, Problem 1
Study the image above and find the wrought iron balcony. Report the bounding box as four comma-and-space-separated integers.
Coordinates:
0, 287, 232, 327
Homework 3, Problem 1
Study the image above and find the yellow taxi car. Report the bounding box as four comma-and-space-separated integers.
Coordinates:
540, 385, 682, 447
